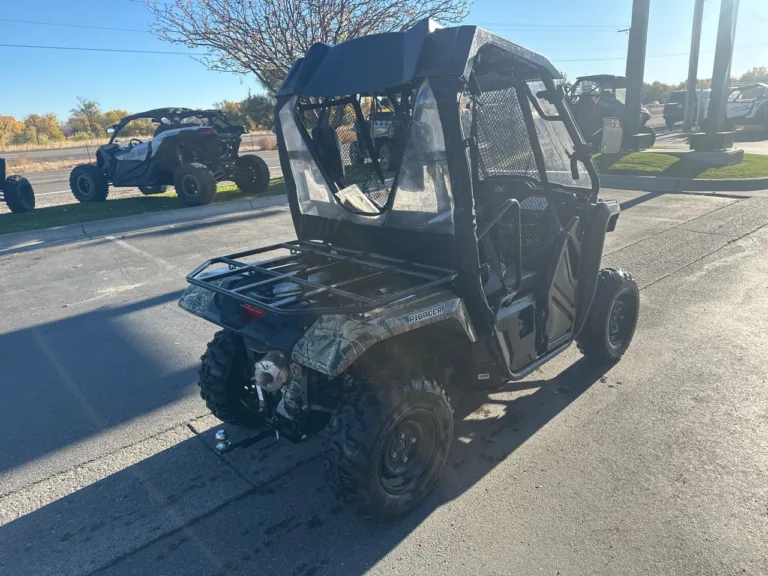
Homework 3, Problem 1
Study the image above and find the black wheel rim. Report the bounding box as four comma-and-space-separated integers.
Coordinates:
76, 175, 93, 198
181, 174, 199, 197
380, 409, 438, 495
379, 145, 390, 170
608, 291, 636, 347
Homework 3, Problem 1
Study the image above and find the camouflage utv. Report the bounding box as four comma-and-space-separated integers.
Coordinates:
179, 19, 640, 518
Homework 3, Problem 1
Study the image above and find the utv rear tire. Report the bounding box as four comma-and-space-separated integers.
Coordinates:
4, 175, 35, 213
233, 155, 270, 195
665, 118, 675, 129
577, 268, 640, 363
139, 185, 168, 195
378, 141, 401, 172
174, 163, 217, 207
70, 164, 109, 203
198, 330, 261, 428
323, 370, 453, 519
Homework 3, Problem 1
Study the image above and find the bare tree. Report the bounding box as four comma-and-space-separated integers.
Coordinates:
146, 0, 469, 94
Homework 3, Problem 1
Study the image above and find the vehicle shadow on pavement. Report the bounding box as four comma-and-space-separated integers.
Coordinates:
0, 289, 205, 481
0, 358, 609, 576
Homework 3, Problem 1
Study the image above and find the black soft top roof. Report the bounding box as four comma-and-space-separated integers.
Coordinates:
277, 19, 561, 98
115, 108, 224, 125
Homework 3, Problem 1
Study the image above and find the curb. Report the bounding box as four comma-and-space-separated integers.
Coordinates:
600, 173, 768, 193
0, 194, 289, 254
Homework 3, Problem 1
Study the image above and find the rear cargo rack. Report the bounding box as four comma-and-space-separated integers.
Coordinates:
186, 240, 458, 315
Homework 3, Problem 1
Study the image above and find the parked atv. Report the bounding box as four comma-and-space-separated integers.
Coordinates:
69, 108, 270, 207
179, 20, 640, 518
0, 158, 35, 213
567, 74, 656, 150
348, 96, 405, 172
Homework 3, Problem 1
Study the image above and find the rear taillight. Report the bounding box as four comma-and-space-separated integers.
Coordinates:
240, 303, 266, 321
198, 127, 216, 136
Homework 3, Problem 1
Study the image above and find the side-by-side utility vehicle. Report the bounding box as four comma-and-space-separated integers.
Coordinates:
178, 20, 640, 518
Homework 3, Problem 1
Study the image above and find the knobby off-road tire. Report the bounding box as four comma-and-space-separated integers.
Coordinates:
174, 162, 217, 207
323, 368, 453, 519
233, 155, 270, 195
70, 164, 109, 203
198, 330, 261, 428
139, 185, 168, 195
577, 268, 640, 363
4, 175, 35, 213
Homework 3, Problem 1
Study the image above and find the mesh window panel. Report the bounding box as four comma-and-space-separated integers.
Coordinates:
475, 87, 539, 181
297, 100, 392, 209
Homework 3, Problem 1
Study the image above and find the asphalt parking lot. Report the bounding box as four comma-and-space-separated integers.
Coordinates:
1, 188, 767, 576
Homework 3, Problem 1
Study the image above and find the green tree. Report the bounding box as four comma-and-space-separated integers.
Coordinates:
243, 93, 275, 129
738, 67, 768, 83
68, 98, 103, 136
214, 100, 250, 129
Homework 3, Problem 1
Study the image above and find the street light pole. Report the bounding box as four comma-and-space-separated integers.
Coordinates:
683, 0, 706, 132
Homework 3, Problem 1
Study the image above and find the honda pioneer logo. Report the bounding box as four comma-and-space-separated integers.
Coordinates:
407, 305, 445, 324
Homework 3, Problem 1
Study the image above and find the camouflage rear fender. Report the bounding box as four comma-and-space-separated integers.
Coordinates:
291, 290, 477, 377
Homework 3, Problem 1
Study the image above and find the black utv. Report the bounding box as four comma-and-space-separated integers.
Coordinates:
567, 74, 656, 150
0, 158, 35, 214
69, 108, 270, 207
179, 20, 640, 518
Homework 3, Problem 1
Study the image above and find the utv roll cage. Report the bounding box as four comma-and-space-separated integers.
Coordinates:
188, 19, 610, 366
106, 108, 240, 143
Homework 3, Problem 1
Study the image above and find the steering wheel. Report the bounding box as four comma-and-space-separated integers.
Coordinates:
129, 138, 143, 146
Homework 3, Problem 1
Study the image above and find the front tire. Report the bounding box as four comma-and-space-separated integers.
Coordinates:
174, 162, 217, 207
233, 155, 270, 195
4, 175, 35, 213
70, 164, 109, 203
577, 268, 640, 363
198, 330, 261, 428
139, 185, 168, 195
323, 370, 453, 519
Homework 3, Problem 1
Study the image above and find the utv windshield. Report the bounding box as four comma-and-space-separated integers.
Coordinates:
279, 79, 454, 233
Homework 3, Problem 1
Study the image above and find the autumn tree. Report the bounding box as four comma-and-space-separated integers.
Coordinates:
23, 113, 64, 144
0, 116, 25, 147
147, 0, 469, 94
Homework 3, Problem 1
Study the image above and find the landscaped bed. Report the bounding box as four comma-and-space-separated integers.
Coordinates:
595, 152, 768, 179
0, 178, 285, 235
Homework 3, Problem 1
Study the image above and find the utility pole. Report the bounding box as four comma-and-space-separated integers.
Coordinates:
691, 0, 741, 150
683, 0, 706, 132
623, 0, 652, 150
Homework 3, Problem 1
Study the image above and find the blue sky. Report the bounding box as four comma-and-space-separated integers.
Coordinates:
1, 0, 767, 120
